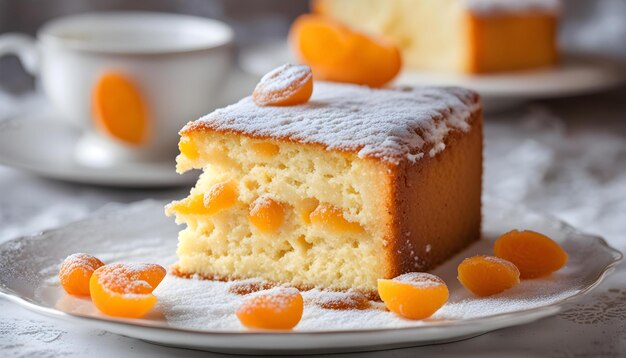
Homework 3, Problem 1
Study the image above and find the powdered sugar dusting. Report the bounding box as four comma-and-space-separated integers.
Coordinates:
463, 0, 561, 14
391, 272, 446, 288
203, 181, 228, 207
256, 64, 311, 93
483, 255, 519, 271
305, 289, 370, 310
240, 287, 301, 314
151, 269, 579, 331
185, 82, 478, 164
249, 195, 277, 214
59, 253, 103, 278
228, 278, 277, 295
96, 263, 164, 297
253, 64, 312, 106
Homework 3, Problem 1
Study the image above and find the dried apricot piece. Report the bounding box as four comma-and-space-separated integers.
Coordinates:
203, 181, 238, 214
168, 194, 208, 216
178, 136, 199, 160
249, 196, 285, 233
378, 273, 449, 320
494, 230, 568, 278
457, 255, 520, 297
289, 14, 401, 87
89, 263, 166, 318
309, 204, 363, 233
92, 72, 148, 145
59, 253, 105, 296
169, 181, 237, 216
253, 64, 313, 106
251, 142, 280, 157
236, 287, 304, 330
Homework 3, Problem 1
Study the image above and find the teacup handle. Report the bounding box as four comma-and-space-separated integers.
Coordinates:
0, 33, 39, 76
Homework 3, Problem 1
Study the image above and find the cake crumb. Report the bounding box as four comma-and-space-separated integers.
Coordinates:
228, 278, 277, 295
306, 289, 370, 310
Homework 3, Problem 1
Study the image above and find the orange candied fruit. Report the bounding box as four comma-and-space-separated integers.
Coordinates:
92, 72, 148, 145
204, 181, 238, 214
289, 14, 402, 87
171, 181, 238, 216
249, 196, 285, 233
251, 142, 280, 157
236, 288, 304, 330
89, 263, 166, 318
494, 230, 568, 279
378, 272, 449, 320
252, 64, 313, 107
457, 255, 520, 297
309, 204, 363, 233
59, 253, 105, 296
178, 136, 199, 160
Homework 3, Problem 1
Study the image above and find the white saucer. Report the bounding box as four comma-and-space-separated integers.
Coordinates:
241, 43, 626, 111
0, 198, 620, 354
0, 117, 197, 187
395, 54, 626, 111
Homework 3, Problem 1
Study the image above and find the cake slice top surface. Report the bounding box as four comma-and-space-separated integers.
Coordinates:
183, 82, 479, 164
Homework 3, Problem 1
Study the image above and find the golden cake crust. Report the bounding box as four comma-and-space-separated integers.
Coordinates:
389, 110, 482, 275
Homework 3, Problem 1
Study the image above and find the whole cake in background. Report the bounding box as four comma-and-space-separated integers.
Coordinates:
166, 69, 483, 299
313, 0, 560, 73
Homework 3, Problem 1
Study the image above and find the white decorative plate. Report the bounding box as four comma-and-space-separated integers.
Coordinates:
394, 54, 625, 98
0, 198, 621, 354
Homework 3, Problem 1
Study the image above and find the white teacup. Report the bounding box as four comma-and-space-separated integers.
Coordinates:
0, 12, 234, 165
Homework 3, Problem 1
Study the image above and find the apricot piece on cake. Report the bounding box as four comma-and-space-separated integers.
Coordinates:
252, 64, 313, 106
309, 204, 363, 234
249, 196, 285, 233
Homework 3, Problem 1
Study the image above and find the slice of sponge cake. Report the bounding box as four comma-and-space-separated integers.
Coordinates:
314, 0, 559, 73
166, 82, 482, 298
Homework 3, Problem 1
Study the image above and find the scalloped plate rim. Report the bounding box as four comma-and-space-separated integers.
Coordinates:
0, 199, 621, 353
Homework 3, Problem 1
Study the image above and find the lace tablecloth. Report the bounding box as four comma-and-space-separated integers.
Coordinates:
0, 88, 625, 357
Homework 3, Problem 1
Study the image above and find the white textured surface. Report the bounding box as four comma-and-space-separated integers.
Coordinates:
185, 82, 478, 164
1, 88, 626, 356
